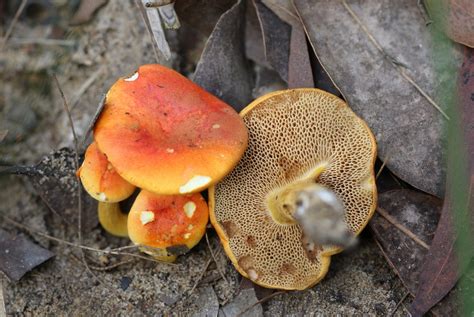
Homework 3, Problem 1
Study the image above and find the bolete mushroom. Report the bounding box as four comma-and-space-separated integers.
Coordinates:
94, 64, 248, 195
127, 190, 209, 262
77, 142, 135, 237
78, 142, 136, 203
209, 89, 377, 290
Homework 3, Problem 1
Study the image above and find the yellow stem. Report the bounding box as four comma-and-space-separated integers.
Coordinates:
98, 202, 129, 237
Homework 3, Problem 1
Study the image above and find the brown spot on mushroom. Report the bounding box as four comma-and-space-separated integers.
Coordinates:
220, 220, 239, 239
246, 235, 257, 248
280, 263, 297, 275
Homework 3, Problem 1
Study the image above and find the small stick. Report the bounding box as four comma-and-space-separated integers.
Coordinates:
389, 291, 410, 317
80, 94, 106, 149
205, 232, 229, 285
236, 291, 285, 317
1, 0, 28, 50
0, 278, 6, 317
189, 258, 212, 294
1, 215, 174, 265
376, 207, 430, 249
376, 153, 391, 180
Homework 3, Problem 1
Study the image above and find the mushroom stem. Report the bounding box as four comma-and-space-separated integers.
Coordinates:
268, 181, 356, 246
266, 162, 329, 225
98, 202, 129, 237
138, 246, 177, 262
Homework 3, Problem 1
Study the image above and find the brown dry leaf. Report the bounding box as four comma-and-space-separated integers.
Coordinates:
70, 0, 108, 25
253, 0, 291, 82
426, 0, 474, 47
6, 148, 98, 232
294, 0, 463, 197
0, 130, 7, 143
371, 189, 470, 316
409, 46, 474, 317
0, 229, 54, 282
193, 0, 253, 111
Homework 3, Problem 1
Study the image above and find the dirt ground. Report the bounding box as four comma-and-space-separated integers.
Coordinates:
0, 1, 407, 315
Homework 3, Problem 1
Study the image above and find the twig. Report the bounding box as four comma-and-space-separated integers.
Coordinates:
189, 258, 212, 294
1, 0, 28, 50
236, 291, 285, 317
70, 67, 104, 109
205, 233, 229, 285
1, 215, 174, 264
52, 74, 83, 248
376, 152, 391, 180
0, 278, 6, 317
376, 207, 430, 249
70, 254, 134, 271
134, 0, 162, 63
389, 291, 410, 317
80, 94, 106, 149
8, 38, 76, 46
341, 0, 449, 120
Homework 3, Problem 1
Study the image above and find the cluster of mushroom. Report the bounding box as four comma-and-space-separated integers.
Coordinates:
78, 64, 377, 290
78, 64, 248, 262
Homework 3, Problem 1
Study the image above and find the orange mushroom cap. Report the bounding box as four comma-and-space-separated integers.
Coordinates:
94, 64, 248, 195
78, 142, 136, 203
128, 190, 209, 261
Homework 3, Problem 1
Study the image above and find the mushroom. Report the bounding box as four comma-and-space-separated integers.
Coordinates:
127, 190, 209, 262
77, 142, 136, 237
78, 142, 136, 203
209, 89, 377, 290
94, 64, 248, 195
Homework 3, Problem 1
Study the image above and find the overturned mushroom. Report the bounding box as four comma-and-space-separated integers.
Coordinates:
209, 89, 377, 290
94, 64, 248, 195
128, 190, 209, 262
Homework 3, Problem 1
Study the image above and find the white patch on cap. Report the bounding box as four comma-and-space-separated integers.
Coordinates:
140, 211, 155, 225
166, 148, 174, 153
247, 269, 258, 281
183, 233, 191, 239
212, 124, 220, 129
98, 192, 107, 202
124, 72, 139, 81
187, 224, 194, 231
179, 175, 211, 193
183, 201, 196, 218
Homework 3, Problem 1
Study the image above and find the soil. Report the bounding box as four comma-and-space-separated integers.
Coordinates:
0, 1, 407, 316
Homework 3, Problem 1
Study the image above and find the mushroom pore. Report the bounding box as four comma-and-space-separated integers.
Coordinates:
209, 88, 377, 290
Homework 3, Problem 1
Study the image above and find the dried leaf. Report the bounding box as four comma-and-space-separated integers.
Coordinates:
370, 190, 464, 316
253, 0, 291, 82
371, 190, 440, 291
0, 130, 7, 143
9, 148, 98, 232
0, 229, 54, 282
294, 0, 463, 197
70, 0, 108, 25
288, 24, 313, 88
409, 46, 474, 317
426, 0, 474, 48
176, 0, 235, 71
194, 0, 254, 111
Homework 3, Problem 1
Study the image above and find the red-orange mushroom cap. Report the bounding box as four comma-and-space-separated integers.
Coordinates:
94, 64, 249, 195
127, 190, 209, 261
78, 142, 136, 203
